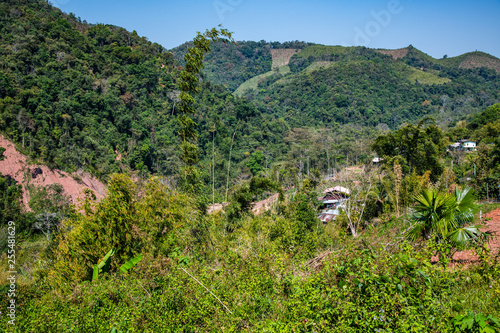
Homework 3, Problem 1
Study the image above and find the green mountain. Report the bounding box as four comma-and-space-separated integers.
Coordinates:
171, 40, 312, 91
1, 0, 499, 195
2, 3, 500, 331
0, 0, 285, 189
0, 0, 178, 176
172, 43, 500, 129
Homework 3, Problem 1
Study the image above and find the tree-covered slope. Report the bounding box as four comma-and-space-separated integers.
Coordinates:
171, 40, 312, 91
0, 0, 284, 186
1, 0, 499, 195
172, 40, 500, 129
249, 58, 499, 129
0, 0, 182, 177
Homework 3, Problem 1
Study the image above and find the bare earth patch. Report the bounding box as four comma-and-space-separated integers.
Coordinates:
252, 193, 279, 215
207, 203, 225, 214
459, 55, 500, 74
270, 49, 300, 69
375, 47, 409, 59
0, 135, 106, 210
431, 207, 500, 266
207, 193, 280, 215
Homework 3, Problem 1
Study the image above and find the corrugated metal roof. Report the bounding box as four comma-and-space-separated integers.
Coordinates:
323, 186, 351, 195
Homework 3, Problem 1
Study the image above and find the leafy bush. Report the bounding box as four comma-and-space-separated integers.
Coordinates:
451, 312, 500, 333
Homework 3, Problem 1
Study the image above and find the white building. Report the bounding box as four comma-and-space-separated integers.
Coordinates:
460, 141, 476, 151
449, 140, 476, 152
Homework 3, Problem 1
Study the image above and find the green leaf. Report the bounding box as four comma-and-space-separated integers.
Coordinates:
447, 226, 482, 249
119, 254, 144, 273
92, 264, 99, 281
463, 316, 475, 329
487, 315, 500, 327
476, 314, 487, 327
97, 248, 115, 270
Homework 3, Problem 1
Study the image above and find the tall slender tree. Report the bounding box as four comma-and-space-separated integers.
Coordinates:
177, 27, 233, 194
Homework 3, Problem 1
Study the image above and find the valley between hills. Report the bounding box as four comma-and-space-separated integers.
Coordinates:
1, 0, 500, 331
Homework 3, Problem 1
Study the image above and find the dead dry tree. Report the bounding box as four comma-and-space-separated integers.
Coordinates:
337, 165, 374, 237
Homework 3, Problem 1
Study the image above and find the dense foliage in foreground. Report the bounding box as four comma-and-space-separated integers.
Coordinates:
2, 0, 500, 190
1, 173, 499, 332
9, 242, 500, 332
1, 1, 500, 331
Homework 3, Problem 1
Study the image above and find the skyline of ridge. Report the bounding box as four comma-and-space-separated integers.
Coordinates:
49, 0, 500, 59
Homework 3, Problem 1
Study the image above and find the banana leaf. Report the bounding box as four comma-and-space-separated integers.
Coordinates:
119, 254, 143, 274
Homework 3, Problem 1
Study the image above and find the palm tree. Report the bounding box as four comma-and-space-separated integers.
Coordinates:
407, 187, 487, 250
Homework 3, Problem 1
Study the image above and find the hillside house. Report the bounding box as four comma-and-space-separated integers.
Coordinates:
317, 186, 350, 223
449, 140, 476, 152
460, 140, 476, 151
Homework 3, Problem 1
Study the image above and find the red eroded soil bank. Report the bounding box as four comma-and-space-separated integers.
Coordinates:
0, 135, 106, 210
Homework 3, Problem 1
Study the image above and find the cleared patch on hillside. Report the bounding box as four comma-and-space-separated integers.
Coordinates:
401, 64, 451, 85
305, 61, 335, 72
435, 52, 500, 74
207, 192, 279, 215
458, 53, 500, 73
278, 65, 291, 75
0, 135, 106, 210
252, 193, 280, 215
235, 49, 297, 96
375, 47, 409, 59
270, 49, 300, 69
234, 71, 275, 96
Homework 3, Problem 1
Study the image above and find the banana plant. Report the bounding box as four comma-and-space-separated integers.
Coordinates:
92, 249, 143, 281
119, 254, 144, 274
92, 248, 115, 281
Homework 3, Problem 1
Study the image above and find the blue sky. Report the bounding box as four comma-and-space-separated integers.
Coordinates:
51, 0, 500, 59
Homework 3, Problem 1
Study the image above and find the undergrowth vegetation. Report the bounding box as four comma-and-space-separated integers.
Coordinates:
1, 1, 500, 331
1, 173, 499, 331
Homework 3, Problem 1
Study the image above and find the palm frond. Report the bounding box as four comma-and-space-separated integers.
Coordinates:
455, 187, 476, 213
446, 226, 483, 250
406, 187, 481, 249
454, 208, 475, 227
406, 221, 427, 242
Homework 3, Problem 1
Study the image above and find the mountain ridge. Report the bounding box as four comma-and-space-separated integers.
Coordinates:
171, 41, 500, 94
1, 0, 499, 189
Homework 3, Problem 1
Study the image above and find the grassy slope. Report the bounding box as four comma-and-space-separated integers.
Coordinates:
234, 70, 276, 96
438, 51, 500, 73
304, 61, 335, 72
399, 64, 451, 85
234, 49, 297, 96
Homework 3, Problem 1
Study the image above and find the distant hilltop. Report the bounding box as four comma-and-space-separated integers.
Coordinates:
375, 46, 500, 73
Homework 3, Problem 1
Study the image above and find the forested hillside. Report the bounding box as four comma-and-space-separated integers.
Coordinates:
171, 40, 312, 91
0, 0, 294, 192
2, 0, 499, 193
0, 0, 179, 177
0, 0, 379, 198
173, 42, 500, 130
2, 1, 500, 331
